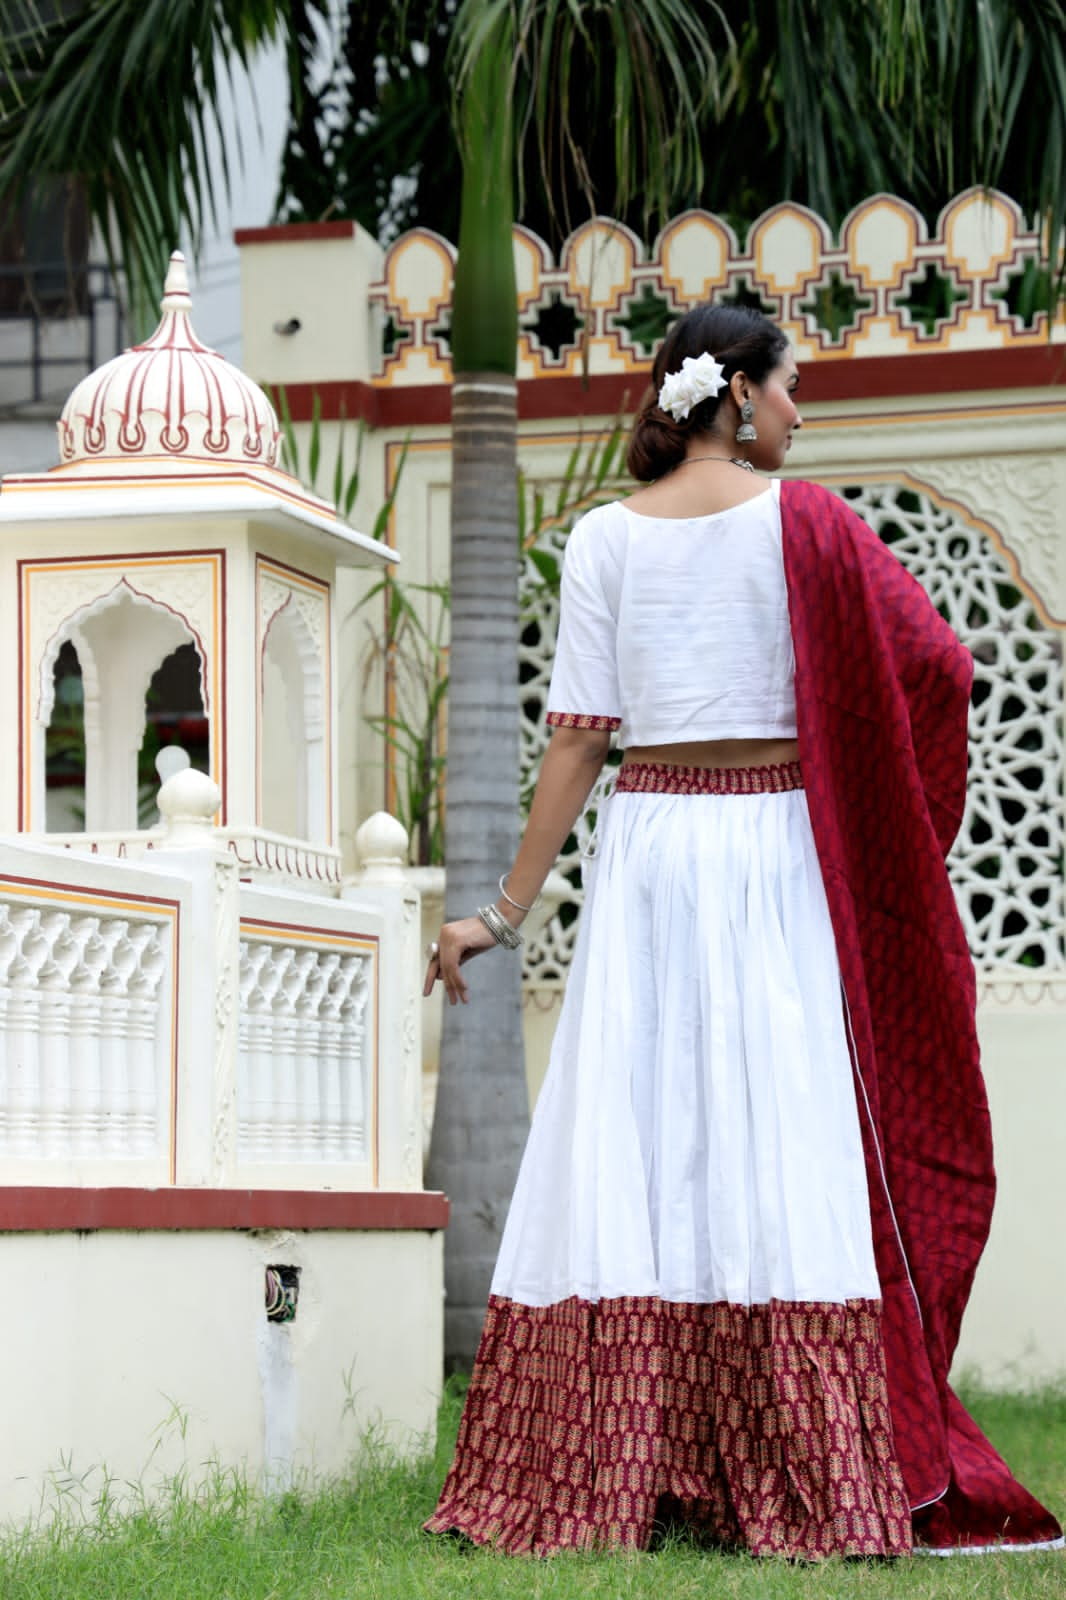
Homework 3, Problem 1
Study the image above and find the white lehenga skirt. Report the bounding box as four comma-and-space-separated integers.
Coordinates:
495, 762, 879, 1307
427, 761, 912, 1559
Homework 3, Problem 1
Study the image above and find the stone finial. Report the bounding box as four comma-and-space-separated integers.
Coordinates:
161, 250, 192, 313
354, 811, 410, 883
155, 745, 191, 785
158, 768, 222, 846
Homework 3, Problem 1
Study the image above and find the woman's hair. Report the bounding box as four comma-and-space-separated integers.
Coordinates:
626, 303, 789, 482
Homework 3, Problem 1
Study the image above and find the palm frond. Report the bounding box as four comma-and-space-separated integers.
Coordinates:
875, 0, 1066, 292
449, 0, 737, 237
737, 0, 1064, 305
0, 0, 303, 330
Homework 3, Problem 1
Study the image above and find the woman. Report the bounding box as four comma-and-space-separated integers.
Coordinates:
423, 305, 1062, 1559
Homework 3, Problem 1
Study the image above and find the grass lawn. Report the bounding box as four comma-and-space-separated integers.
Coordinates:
1, 1381, 1062, 1599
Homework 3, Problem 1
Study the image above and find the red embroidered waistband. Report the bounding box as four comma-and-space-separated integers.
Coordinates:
615, 759, 804, 795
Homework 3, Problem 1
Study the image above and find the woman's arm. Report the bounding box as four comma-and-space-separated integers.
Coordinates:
426, 724, 612, 1005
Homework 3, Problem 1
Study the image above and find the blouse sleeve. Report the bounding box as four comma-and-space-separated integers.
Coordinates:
545, 509, 622, 732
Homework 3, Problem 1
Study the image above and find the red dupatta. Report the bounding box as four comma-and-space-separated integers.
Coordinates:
780, 479, 1060, 1548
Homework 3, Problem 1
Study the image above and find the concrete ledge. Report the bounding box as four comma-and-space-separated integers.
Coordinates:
0, 1186, 449, 1232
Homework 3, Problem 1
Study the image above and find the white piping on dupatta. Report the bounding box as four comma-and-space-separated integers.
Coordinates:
841, 980, 950, 1515
916, 1536, 1065, 1557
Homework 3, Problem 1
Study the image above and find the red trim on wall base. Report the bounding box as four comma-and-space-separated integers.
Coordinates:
0, 1187, 449, 1233
234, 222, 358, 245
270, 347, 1066, 428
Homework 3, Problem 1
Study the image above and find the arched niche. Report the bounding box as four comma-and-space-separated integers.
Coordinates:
37, 581, 209, 833
45, 638, 88, 832
260, 595, 327, 844
139, 641, 210, 825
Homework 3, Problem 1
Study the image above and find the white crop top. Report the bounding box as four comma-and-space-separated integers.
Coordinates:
545, 481, 797, 744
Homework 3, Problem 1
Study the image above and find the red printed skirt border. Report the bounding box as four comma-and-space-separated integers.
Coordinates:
616, 759, 804, 796
426, 1293, 912, 1559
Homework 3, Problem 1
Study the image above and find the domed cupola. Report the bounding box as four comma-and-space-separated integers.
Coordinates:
57, 251, 280, 473
0, 248, 394, 856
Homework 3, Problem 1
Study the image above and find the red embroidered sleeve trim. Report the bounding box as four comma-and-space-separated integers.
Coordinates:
546, 712, 621, 731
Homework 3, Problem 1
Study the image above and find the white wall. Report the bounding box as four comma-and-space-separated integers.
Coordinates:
2, 1228, 443, 1526
952, 1003, 1066, 1386
180, 43, 290, 367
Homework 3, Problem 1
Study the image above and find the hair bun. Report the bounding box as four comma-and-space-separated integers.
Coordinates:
626, 395, 688, 482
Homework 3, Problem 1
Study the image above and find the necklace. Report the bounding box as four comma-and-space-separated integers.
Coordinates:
677, 453, 755, 473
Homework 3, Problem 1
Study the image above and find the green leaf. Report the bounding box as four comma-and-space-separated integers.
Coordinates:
528, 548, 560, 586
372, 437, 410, 542
332, 415, 345, 510
308, 388, 322, 485
268, 383, 300, 478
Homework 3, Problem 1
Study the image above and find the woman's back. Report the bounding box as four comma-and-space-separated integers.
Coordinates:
547, 482, 798, 752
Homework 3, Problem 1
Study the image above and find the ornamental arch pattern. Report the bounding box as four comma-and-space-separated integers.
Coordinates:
371, 189, 1061, 387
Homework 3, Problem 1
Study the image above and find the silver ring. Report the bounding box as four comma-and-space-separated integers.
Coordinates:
426, 940, 439, 959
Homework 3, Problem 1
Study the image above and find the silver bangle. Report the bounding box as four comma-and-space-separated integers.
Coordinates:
477, 903, 523, 950
498, 873, 536, 914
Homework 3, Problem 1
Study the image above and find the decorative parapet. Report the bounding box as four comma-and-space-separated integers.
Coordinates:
371, 189, 1063, 387
0, 806, 423, 1190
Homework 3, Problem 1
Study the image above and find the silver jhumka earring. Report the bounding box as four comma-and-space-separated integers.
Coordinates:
736, 399, 758, 444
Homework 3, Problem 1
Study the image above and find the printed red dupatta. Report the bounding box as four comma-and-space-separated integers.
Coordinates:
780, 479, 1060, 1548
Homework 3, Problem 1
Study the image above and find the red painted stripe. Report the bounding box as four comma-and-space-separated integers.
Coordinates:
234, 222, 358, 245
519, 374, 648, 419
0, 1187, 449, 1232
800, 344, 1066, 399
274, 347, 1066, 426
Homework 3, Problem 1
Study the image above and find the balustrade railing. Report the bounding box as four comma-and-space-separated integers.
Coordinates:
0, 808, 423, 1190
0, 905, 167, 1162
0, 853, 181, 1183
237, 937, 371, 1168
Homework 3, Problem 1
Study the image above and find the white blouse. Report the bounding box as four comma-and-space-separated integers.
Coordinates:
545, 480, 797, 744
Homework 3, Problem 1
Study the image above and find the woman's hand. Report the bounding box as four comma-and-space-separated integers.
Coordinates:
423, 914, 501, 1006
421, 727, 610, 1009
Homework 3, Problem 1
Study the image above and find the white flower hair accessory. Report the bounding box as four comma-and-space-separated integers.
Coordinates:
657, 352, 728, 422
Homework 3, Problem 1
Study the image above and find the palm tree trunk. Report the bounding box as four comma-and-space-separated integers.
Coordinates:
425, 6, 528, 1370
427, 371, 529, 1368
